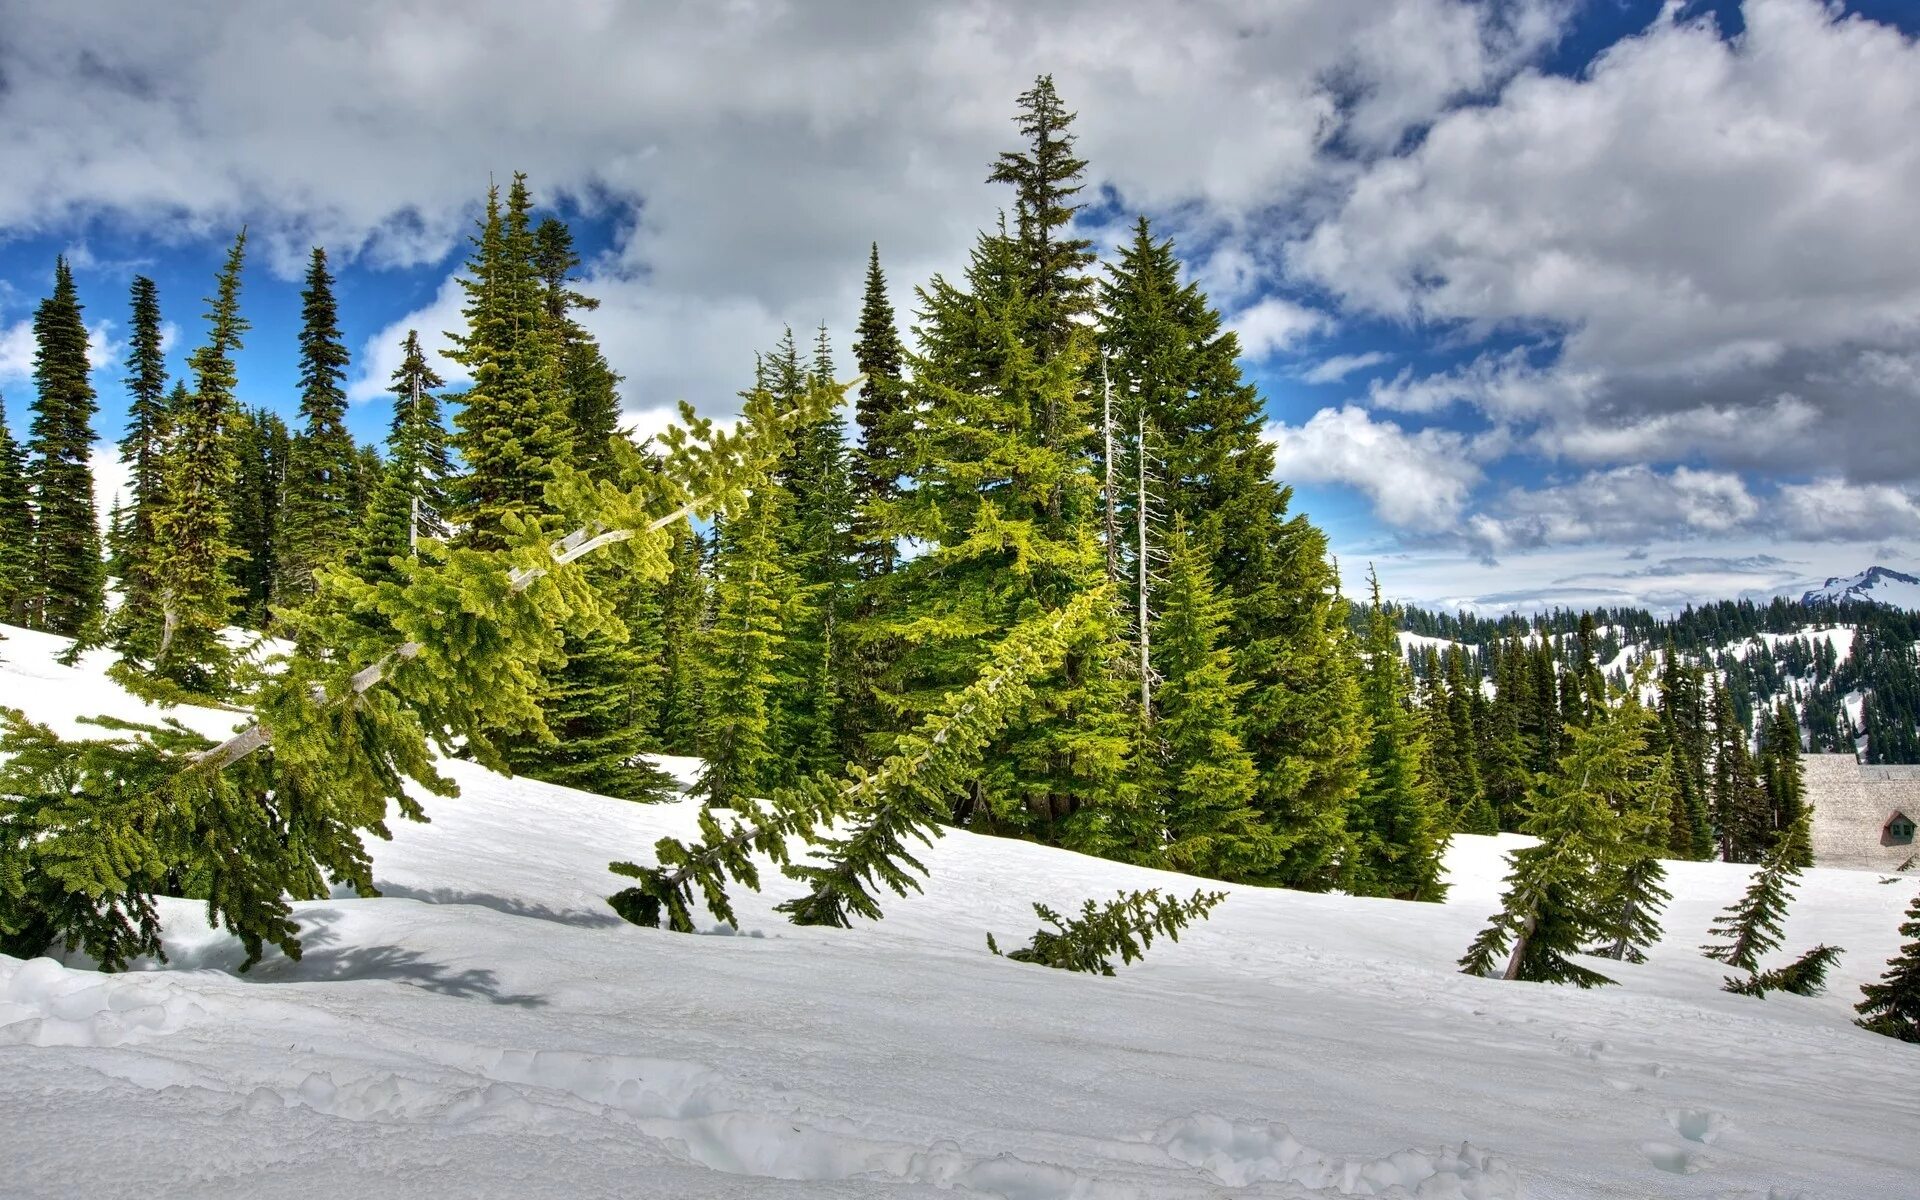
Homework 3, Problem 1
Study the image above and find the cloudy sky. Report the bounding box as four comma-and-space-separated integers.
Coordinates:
1, 0, 1917, 614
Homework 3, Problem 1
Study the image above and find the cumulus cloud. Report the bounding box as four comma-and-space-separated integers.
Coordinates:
1367, 348, 1602, 419
1776, 479, 1920, 542
0, 0, 1572, 415
1265, 405, 1484, 530
1299, 351, 1394, 384
1468, 466, 1760, 556
1230, 296, 1331, 360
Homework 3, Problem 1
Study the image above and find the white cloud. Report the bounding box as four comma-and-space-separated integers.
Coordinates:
1776, 478, 1920, 542
0, 0, 1570, 416
1534, 393, 1820, 466
1265, 405, 1482, 530
1366, 348, 1603, 419
0, 322, 31, 381
1299, 351, 1394, 385
1466, 465, 1760, 557
1229, 296, 1331, 361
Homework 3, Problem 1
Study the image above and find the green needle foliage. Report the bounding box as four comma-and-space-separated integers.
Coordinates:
1855, 889, 1920, 1041
1, 378, 841, 970
609, 588, 1104, 933
0, 399, 32, 624
987, 887, 1226, 976
1703, 813, 1811, 973
1724, 943, 1844, 998
26, 256, 104, 636
275, 247, 357, 601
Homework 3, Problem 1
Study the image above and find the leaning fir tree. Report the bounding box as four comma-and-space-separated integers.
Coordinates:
25, 256, 104, 636
1855, 889, 1920, 1042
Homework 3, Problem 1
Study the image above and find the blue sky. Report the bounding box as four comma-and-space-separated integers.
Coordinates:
2, 0, 1917, 614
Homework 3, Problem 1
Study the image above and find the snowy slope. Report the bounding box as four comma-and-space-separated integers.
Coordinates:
3, 629, 1919, 1198
1801, 566, 1920, 611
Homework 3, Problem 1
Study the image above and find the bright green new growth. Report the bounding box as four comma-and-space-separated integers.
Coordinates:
987, 887, 1226, 976
610, 588, 1103, 932
0, 378, 843, 970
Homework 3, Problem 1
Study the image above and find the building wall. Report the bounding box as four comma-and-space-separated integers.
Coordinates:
1805, 753, 1920, 871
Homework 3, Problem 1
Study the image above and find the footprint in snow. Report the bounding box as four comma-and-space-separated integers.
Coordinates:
1665, 1107, 1729, 1145
1639, 1140, 1713, 1174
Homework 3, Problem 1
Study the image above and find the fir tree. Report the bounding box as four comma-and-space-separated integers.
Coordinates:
225, 407, 289, 628
114, 275, 169, 640
274, 248, 356, 599
851, 243, 909, 577
0, 399, 32, 624
1096, 215, 1362, 888
25, 256, 104, 636
988, 888, 1225, 975
1759, 700, 1810, 864
1710, 680, 1770, 863
654, 522, 708, 755
150, 232, 249, 689
1855, 889, 1920, 1042
695, 482, 789, 809
533, 216, 622, 477
1461, 705, 1640, 987
1148, 519, 1278, 880
448, 176, 570, 548
355, 330, 451, 583
1703, 814, 1812, 973
1592, 687, 1674, 964
1727, 943, 1843, 998
988, 74, 1095, 360
1348, 567, 1448, 900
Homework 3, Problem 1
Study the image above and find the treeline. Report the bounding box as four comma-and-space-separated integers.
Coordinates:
0, 79, 1455, 903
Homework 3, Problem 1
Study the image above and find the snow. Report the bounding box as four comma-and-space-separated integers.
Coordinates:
1802, 566, 1920, 612
4, 627, 1919, 1197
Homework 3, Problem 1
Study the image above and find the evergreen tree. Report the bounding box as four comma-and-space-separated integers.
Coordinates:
1703, 814, 1812, 973
355, 330, 451, 583
25, 256, 104, 635
1479, 636, 1535, 829
1592, 687, 1674, 964
1347, 567, 1447, 900
1855, 889, 1920, 1042
1759, 700, 1810, 864
654, 521, 708, 755
533, 216, 622, 476
114, 275, 169, 637
150, 231, 248, 689
1710, 680, 1770, 863
988, 73, 1095, 360
1460, 705, 1639, 987
1147, 518, 1278, 880
1096, 215, 1362, 888
695, 481, 789, 808
225, 407, 290, 628
274, 247, 356, 599
851, 242, 909, 578
448, 176, 570, 548
0, 399, 32, 624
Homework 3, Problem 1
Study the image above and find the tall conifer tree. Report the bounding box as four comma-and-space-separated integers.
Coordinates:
25, 256, 104, 635
150, 231, 248, 688
1348, 568, 1448, 901
851, 243, 908, 578
115, 275, 169, 621
226, 407, 290, 626
355, 330, 451, 582
989, 74, 1095, 362
1855, 889, 1920, 1042
448, 176, 570, 548
0, 399, 31, 623
533, 216, 622, 476
275, 247, 356, 599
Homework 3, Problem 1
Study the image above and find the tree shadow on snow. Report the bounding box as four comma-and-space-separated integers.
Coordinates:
372, 882, 625, 930
237, 909, 550, 1008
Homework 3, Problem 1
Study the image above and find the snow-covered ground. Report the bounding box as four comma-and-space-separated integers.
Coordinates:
3, 626, 1918, 1198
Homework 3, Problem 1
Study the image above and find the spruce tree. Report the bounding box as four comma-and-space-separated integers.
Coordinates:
25, 256, 104, 636
533, 216, 622, 477
1461, 703, 1639, 987
695, 482, 789, 808
355, 330, 451, 583
115, 275, 169, 633
1592, 687, 1674, 963
654, 521, 708, 756
1480, 636, 1535, 830
851, 243, 909, 578
1855, 889, 1920, 1042
1710, 680, 1770, 863
1096, 215, 1362, 888
988, 73, 1095, 360
1348, 567, 1447, 900
1703, 813, 1812, 973
0, 399, 32, 624
1759, 700, 1810, 864
150, 231, 248, 689
1148, 518, 1278, 880
225, 407, 289, 628
275, 247, 356, 599
448, 175, 570, 548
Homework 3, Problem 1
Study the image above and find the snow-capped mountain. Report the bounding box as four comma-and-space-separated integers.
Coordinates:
1800, 566, 1920, 610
